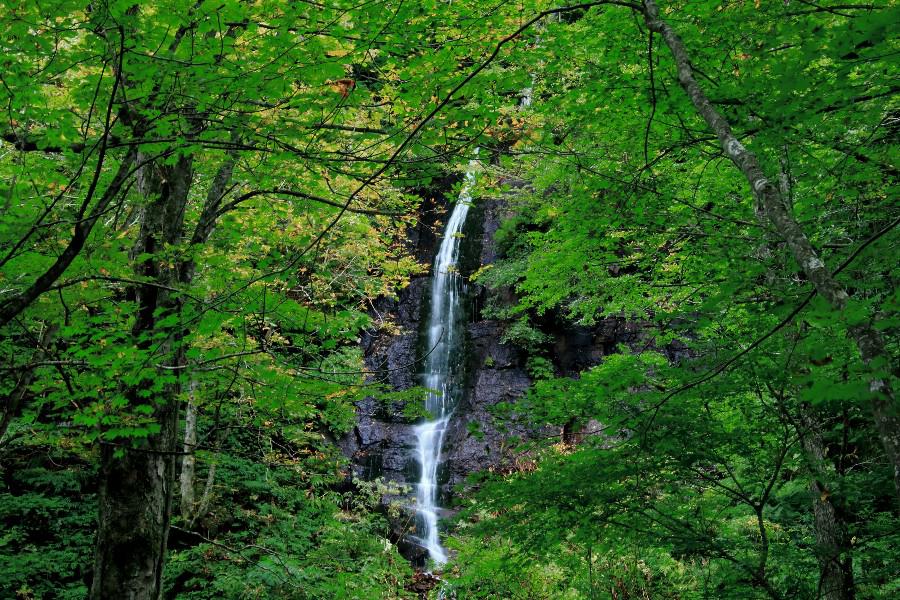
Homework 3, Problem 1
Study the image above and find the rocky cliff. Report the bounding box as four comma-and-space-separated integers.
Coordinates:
338, 193, 526, 478
338, 188, 674, 561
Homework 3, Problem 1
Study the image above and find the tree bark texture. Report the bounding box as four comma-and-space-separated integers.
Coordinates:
799, 412, 855, 600
90, 155, 193, 600
179, 380, 198, 520
91, 135, 237, 595
91, 421, 178, 600
641, 0, 900, 500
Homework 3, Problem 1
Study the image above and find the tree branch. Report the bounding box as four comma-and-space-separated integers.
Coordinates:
641, 0, 900, 497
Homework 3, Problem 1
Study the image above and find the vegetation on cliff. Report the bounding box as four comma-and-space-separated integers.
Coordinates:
1, 1, 896, 598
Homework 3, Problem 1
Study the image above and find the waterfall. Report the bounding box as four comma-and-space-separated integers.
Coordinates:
413, 150, 479, 566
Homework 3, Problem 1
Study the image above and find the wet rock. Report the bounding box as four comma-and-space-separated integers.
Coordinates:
441, 320, 531, 493
389, 506, 427, 565
341, 188, 679, 563
405, 571, 442, 598
339, 276, 430, 484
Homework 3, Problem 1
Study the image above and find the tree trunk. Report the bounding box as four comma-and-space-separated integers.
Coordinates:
641, 0, 900, 499
91, 409, 179, 600
183, 393, 224, 528
190, 448, 218, 528
179, 379, 198, 520
90, 140, 237, 596
90, 155, 193, 600
798, 412, 855, 600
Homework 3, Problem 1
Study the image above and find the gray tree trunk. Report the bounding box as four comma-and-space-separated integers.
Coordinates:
179, 379, 199, 520
90, 147, 236, 597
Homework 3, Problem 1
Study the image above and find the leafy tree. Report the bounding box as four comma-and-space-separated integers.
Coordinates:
2, 1, 897, 598
0, 0, 450, 595
448, 1, 898, 599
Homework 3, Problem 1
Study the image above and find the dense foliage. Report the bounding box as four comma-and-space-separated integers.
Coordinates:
1, 0, 896, 599
445, 2, 899, 599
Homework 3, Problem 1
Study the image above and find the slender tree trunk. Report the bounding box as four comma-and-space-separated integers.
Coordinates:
178, 377, 222, 527
176, 154, 236, 524
190, 447, 218, 528
641, 0, 900, 499
180, 379, 199, 520
797, 411, 855, 600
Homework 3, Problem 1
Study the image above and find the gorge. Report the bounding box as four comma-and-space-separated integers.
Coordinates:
2, 2, 897, 599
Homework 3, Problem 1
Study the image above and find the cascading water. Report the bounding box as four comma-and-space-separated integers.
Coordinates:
413, 151, 479, 566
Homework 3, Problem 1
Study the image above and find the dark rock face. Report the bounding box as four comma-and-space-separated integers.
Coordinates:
340, 192, 674, 553
339, 196, 537, 513
436, 196, 535, 495
337, 277, 428, 486
338, 188, 457, 488
441, 320, 531, 493
549, 318, 642, 375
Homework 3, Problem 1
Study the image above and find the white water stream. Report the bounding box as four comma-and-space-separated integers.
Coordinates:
410, 26, 538, 586
413, 150, 479, 566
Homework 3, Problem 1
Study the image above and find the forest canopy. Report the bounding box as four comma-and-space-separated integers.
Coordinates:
0, 1, 897, 599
